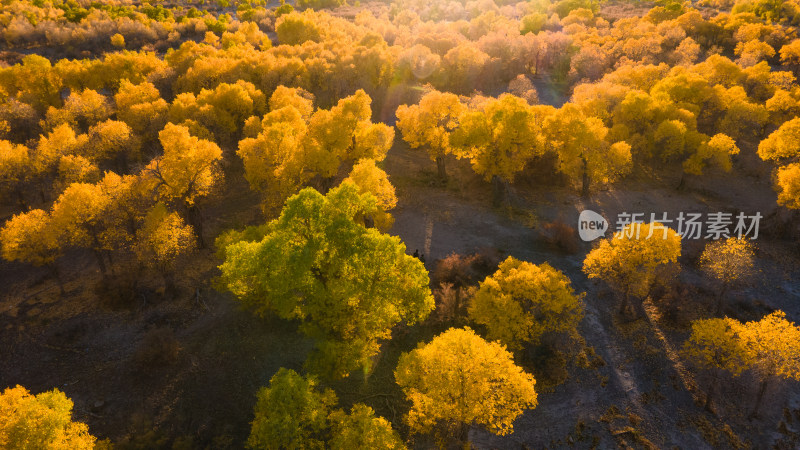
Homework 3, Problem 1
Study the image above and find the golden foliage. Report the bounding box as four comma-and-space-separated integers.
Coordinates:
395, 327, 537, 436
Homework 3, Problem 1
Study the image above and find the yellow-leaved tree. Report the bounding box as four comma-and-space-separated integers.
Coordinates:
450, 94, 554, 204
342, 159, 397, 231
0, 385, 96, 449
145, 123, 223, 247
0, 139, 30, 209
698, 237, 756, 315
0, 209, 64, 292
738, 311, 800, 418
757, 117, 800, 208
468, 256, 584, 351
237, 92, 311, 212
683, 317, 750, 412
394, 327, 537, 445
134, 203, 197, 295
114, 80, 168, 141
681, 133, 740, 184
49, 182, 113, 278
544, 103, 631, 196
238, 87, 394, 212
395, 90, 464, 180
775, 163, 800, 209
583, 222, 682, 317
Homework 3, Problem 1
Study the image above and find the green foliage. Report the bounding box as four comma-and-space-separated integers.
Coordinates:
248, 368, 336, 450
327, 404, 405, 450
219, 183, 434, 379
248, 369, 405, 450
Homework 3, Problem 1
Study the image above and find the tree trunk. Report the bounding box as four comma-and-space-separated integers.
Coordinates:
677, 171, 686, 191
619, 289, 631, 317
491, 175, 509, 207
188, 204, 206, 249
457, 422, 469, 449
92, 249, 108, 276
581, 159, 591, 198
750, 377, 770, 419
162, 269, 177, 298
715, 284, 728, 316
363, 214, 374, 229
15, 188, 28, 212
319, 175, 336, 194
49, 262, 65, 296
435, 155, 447, 181
705, 369, 718, 413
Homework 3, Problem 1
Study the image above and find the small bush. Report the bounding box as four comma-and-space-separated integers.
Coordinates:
542, 220, 579, 253
431, 249, 501, 289
432, 282, 473, 325
133, 327, 180, 370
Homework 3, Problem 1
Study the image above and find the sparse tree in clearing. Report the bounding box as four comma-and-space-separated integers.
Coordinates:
583, 222, 682, 318
396, 90, 465, 180
737, 311, 800, 419
698, 237, 756, 315
395, 327, 537, 445
683, 317, 751, 412
0, 385, 96, 449
468, 256, 584, 352
145, 123, 223, 247
110, 33, 125, 48
219, 183, 433, 379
